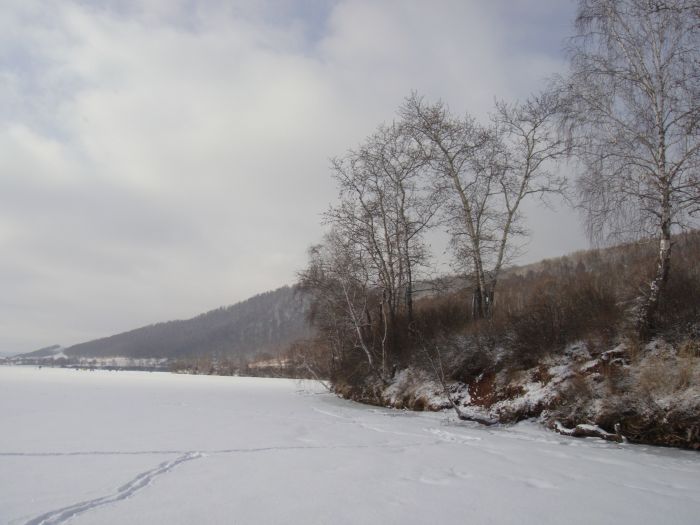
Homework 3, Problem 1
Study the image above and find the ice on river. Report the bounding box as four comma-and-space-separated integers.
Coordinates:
0, 366, 698, 524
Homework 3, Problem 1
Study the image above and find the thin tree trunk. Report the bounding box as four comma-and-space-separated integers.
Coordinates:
637, 100, 673, 339
472, 287, 483, 320
637, 203, 672, 339
405, 273, 414, 325
341, 283, 386, 384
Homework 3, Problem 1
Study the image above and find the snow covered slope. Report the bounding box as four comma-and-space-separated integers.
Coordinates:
0, 366, 698, 524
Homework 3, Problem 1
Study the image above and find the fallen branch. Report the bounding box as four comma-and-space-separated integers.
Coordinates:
452, 406, 497, 426
553, 421, 626, 443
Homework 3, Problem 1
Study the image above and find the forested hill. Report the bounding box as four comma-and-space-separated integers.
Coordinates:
64, 286, 312, 359
17, 344, 63, 358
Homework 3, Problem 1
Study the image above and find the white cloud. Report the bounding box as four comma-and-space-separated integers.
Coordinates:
0, 0, 582, 352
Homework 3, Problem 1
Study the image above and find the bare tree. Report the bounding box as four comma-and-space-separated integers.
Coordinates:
400, 95, 493, 318
560, 0, 700, 336
299, 231, 390, 384
302, 121, 440, 386
401, 92, 565, 318
326, 122, 436, 336
366, 123, 438, 325
490, 91, 568, 302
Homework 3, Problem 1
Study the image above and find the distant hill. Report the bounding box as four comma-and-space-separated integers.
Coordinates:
63, 286, 313, 360
19, 344, 64, 358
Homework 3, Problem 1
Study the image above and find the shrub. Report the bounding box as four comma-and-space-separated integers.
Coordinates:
502, 272, 620, 367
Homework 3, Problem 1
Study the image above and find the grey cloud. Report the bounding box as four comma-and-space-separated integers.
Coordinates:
0, 0, 583, 353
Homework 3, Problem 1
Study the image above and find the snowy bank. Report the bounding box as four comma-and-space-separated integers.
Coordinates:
336, 340, 700, 449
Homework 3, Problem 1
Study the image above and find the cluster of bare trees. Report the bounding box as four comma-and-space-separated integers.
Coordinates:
401, 92, 568, 319
299, 0, 700, 386
300, 119, 432, 382
300, 93, 565, 383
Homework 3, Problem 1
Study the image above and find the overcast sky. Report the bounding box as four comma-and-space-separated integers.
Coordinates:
0, 0, 586, 353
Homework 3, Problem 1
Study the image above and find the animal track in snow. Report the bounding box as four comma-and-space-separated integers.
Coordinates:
24, 452, 202, 525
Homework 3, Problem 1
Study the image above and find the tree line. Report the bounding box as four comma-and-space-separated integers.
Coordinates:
298, 0, 700, 388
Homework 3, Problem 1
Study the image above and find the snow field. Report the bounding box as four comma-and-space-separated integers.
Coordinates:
0, 366, 698, 524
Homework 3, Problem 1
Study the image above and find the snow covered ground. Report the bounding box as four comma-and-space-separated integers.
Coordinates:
1, 366, 698, 525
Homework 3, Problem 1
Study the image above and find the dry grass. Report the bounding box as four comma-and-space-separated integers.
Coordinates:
642, 357, 698, 393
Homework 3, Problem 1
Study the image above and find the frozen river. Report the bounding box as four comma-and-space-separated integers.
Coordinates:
1, 366, 698, 524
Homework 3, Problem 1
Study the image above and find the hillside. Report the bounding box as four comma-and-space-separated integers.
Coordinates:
13, 344, 63, 358
63, 286, 312, 360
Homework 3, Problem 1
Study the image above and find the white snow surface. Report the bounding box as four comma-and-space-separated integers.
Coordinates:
1, 366, 698, 525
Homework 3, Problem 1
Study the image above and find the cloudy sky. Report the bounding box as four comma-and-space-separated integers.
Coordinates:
0, 0, 585, 353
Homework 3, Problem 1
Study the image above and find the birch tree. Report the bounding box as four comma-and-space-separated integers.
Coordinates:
561, 0, 700, 336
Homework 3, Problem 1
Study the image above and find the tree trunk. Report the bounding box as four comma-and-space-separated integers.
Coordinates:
637, 218, 672, 339
405, 261, 414, 326
472, 283, 495, 319
484, 285, 494, 319
472, 287, 483, 319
